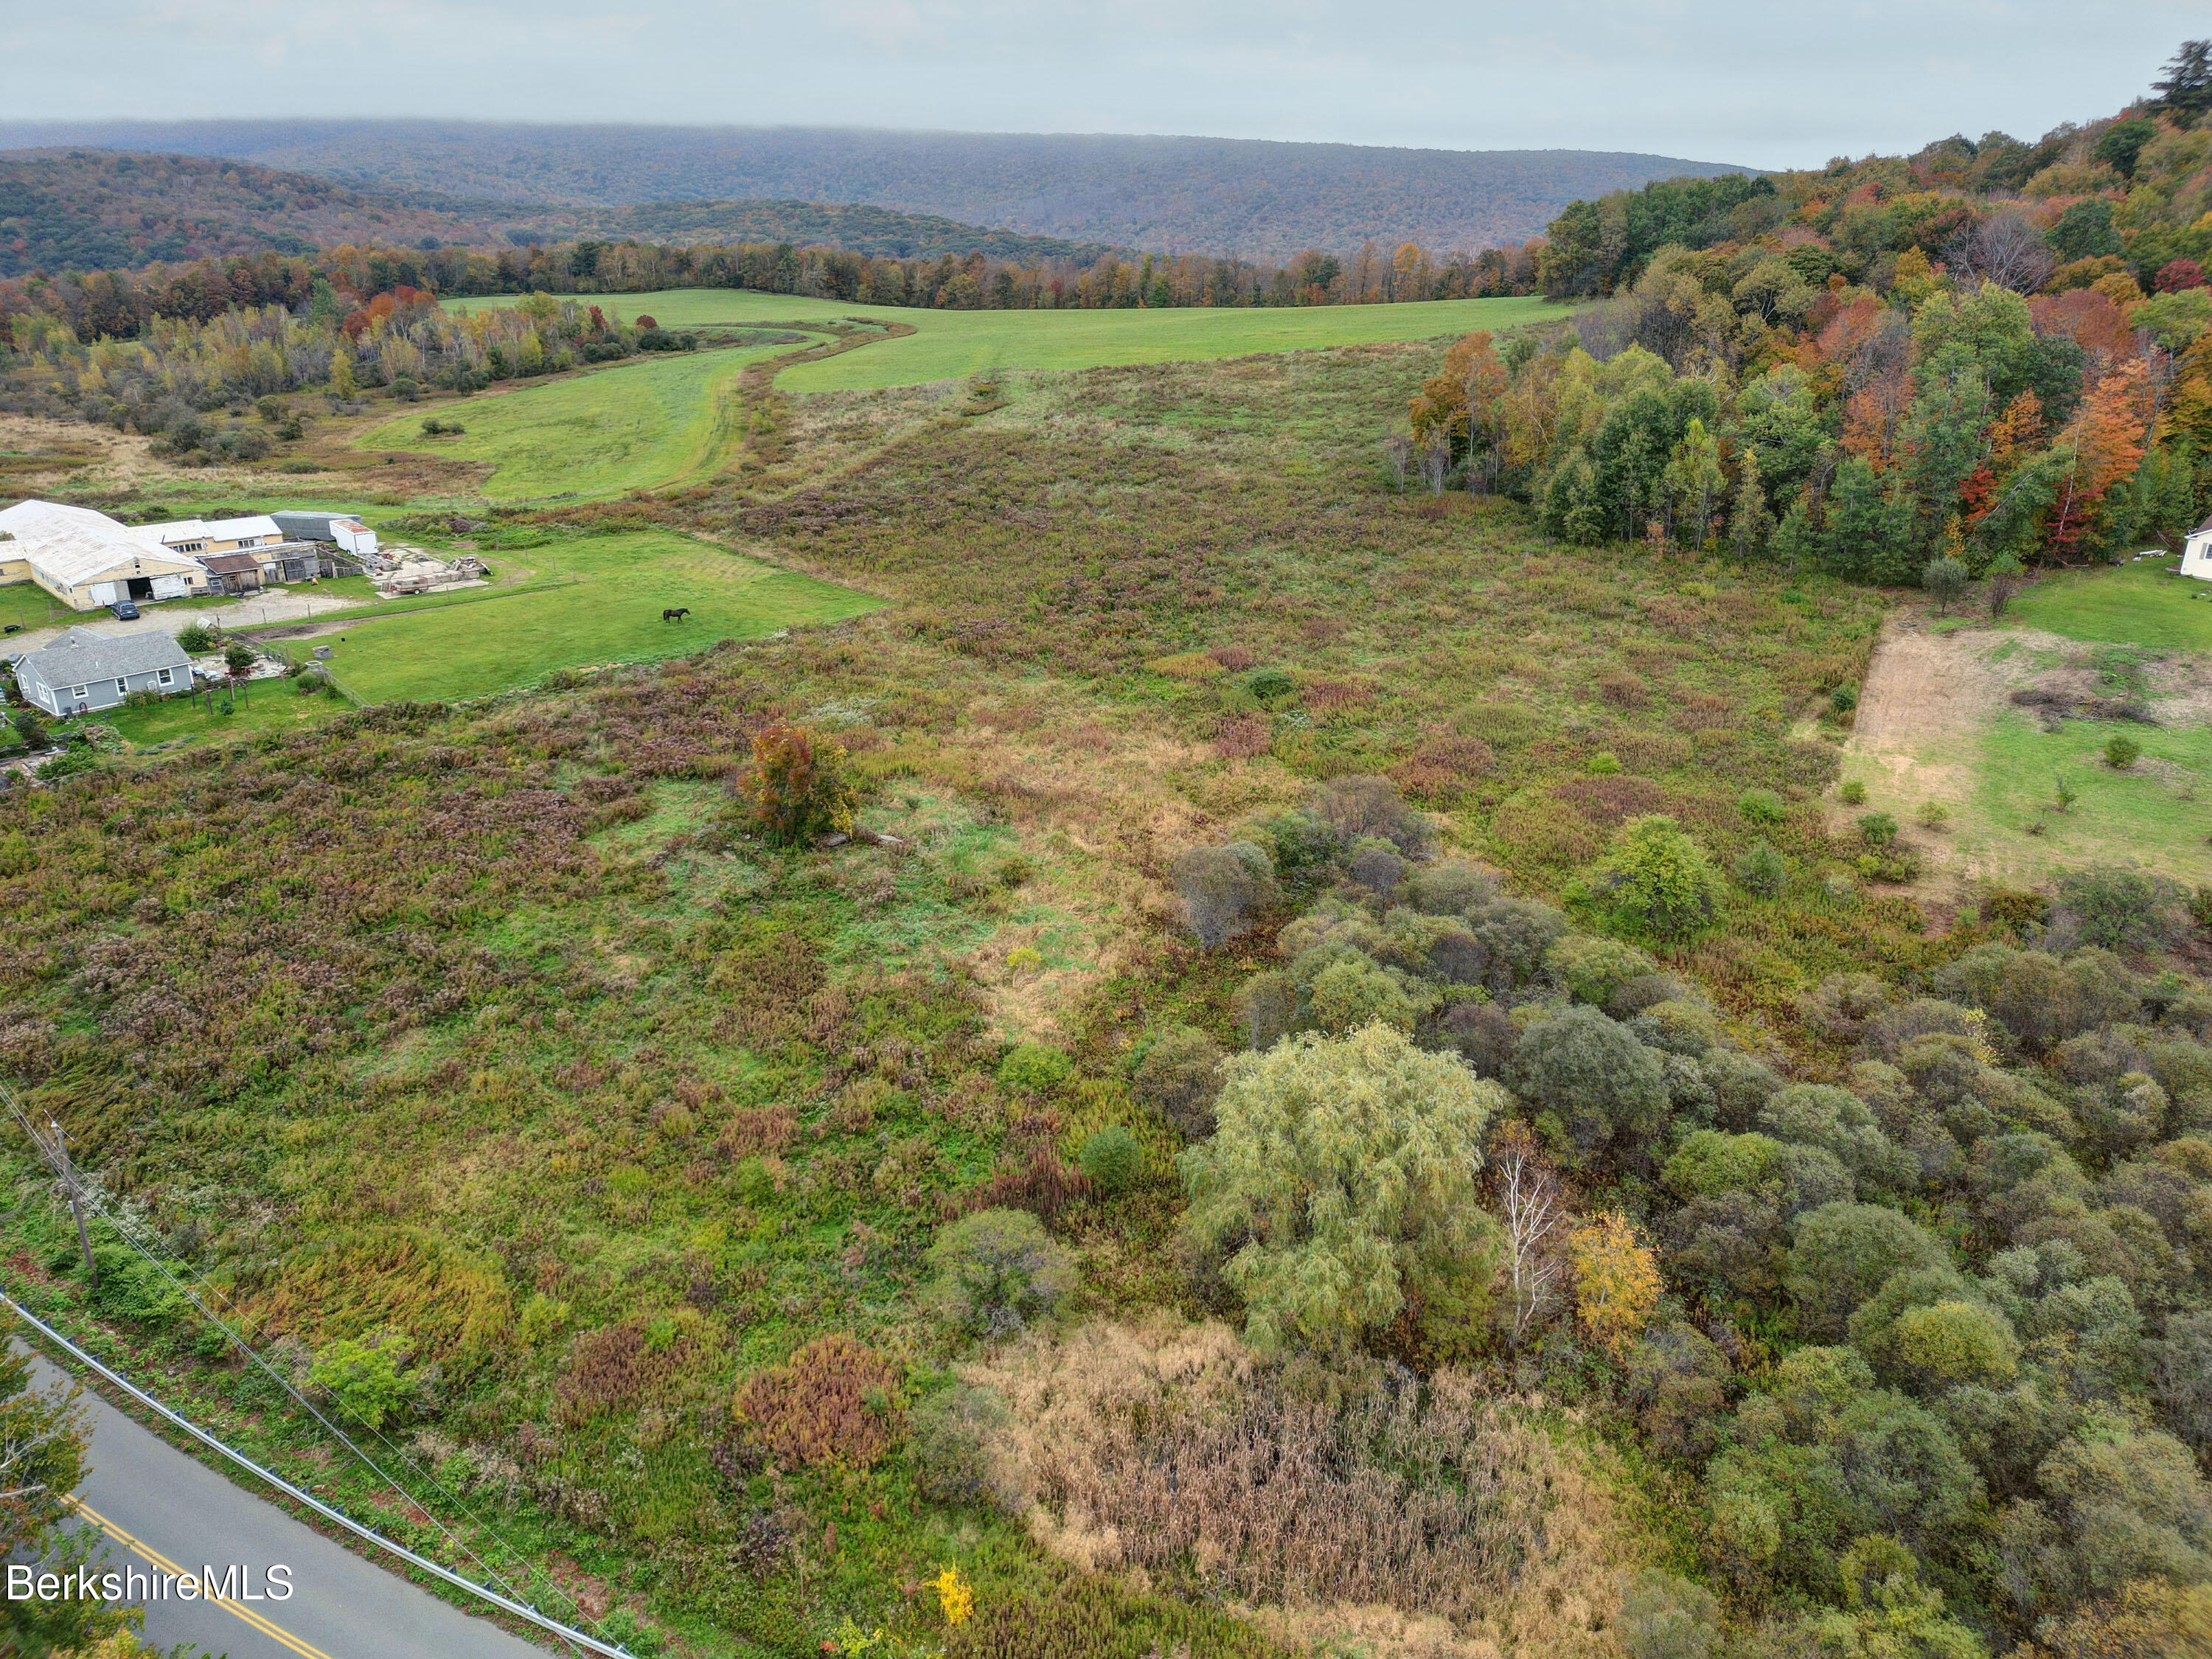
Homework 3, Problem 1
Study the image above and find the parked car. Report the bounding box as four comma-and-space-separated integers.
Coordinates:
109, 599, 140, 621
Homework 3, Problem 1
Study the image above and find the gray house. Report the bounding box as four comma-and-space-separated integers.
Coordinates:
13, 627, 193, 716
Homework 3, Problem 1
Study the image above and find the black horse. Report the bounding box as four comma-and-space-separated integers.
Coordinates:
661, 607, 690, 622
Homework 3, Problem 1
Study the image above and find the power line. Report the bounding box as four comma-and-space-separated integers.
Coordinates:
1, 1085, 603, 1653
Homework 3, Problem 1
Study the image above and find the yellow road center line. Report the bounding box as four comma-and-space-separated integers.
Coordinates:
69, 1497, 336, 1659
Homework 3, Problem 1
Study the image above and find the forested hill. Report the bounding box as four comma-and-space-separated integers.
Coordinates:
0, 150, 1126, 279
0, 120, 1753, 258
0, 149, 550, 279
602, 200, 1121, 264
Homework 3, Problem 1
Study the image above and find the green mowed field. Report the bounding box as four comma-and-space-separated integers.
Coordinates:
2008, 559, 2212, 651
318, 531, 881, 701
1972, 712, 2212, 878
447, 289, 1565, 392
355, 341, 806, 501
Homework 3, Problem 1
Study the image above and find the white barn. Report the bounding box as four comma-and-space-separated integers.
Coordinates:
0, 499, 209, 611
2184, 512, 2212, 582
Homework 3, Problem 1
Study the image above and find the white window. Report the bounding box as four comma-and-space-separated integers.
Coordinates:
156, 668, 174, 687
71, 685, 86, 699
115, 680, 128, 697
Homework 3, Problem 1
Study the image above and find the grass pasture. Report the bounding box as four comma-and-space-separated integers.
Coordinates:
316, 529, 882, 702
355, 340, 810, 501
447, 288, 1567, 392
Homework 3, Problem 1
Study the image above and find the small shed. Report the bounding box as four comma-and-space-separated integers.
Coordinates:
198, 552, 264, 596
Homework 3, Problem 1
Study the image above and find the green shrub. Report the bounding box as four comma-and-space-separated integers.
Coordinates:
1133, 1027, 1225, 1138
1242, 667, 1295, 700
1733, 839, 1787, 897
309, 1332, 412, 1429
1829, 684, 1859, 714
1738, 787, 1787, 825
1585, 815, 1725, 942
1921, 554, 1969, 614
1545, 934, 1658, 1007
907, 1383, 1012, 1509
998, 1043, 1073, 1095
1838, 779, 1868, 805
175, 622, 217, 653
10, 709, 47, 749
2104, 734, 2141, 770
1172, 843, 1278, 947
926, 1208, 1078, 1340
1077, 1126, 1142, 1193
1857, 811, 1899, 848
1587, 751, 1623, 775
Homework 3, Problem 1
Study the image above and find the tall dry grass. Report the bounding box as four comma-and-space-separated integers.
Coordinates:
964, 1316, 1643, 1656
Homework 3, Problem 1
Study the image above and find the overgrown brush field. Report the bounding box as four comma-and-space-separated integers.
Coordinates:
14, 332, 2211, 1659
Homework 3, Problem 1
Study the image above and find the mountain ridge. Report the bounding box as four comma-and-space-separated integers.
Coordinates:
0, 120, 1758, 257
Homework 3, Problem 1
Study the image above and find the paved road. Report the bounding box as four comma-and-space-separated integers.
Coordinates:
22, 1350, 557, 1659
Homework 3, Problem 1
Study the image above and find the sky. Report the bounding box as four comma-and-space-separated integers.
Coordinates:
10, 1, 2202, 167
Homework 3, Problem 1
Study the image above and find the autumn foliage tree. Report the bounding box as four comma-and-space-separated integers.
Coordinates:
739, 723, 855, 846
1568, 1210, 1663, 1358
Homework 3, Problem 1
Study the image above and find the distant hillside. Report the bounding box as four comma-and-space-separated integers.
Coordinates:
0, 149, 559, 278
604, 200, 1120, 263
0, 150, 1122, 278
0, 121, 1756, 258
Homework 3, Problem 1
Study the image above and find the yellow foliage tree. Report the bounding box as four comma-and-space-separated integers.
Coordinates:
1568, 1211, 1661, 1358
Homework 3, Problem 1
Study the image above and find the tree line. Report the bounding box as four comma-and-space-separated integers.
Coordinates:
1399, 43, 2212, 577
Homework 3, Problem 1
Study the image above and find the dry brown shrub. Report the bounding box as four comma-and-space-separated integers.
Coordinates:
1392, 735, 1495, 802
707, 929, 827, 1043
1596, 671, 1650, 710
1302, 679, 1373, 714
733, 1333, 902, 1468
1209, 646, 1257, 672
945, 1148, 1093, 1223
717, 1105, 796, 1159
1214, 715, 1273, 761
554, 1315, 710, 1424
1552, 776, 1671, 828
964, 1317, 1638, 1643
1490, 793, 1605, 869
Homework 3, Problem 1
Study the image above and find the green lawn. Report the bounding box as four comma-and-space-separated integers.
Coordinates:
68, 682, 349, 752
2008, 559, 2212, 651
0, 581, 69, 633
447, 289, 1568, 393
355, 341, 813, 501
1970, 712, 2212, 881
317, 530, 882, 702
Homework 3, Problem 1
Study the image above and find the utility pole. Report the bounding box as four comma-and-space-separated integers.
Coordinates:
46, 1116, 96, 1287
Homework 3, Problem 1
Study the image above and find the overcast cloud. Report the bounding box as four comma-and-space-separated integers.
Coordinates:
11, 1, 2200, 167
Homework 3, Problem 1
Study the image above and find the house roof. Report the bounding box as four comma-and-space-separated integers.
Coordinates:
198, 552, 262, 576
18, 625, 192, 687
2195, 511, 2212, 537
205, 515, 283, 541
0, 498, 198, 588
